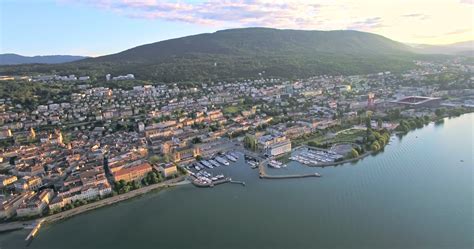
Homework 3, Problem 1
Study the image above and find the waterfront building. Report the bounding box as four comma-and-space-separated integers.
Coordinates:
265, 140, 292, 157
257, 134, 288, 150
50, 183, 112, 211
112, 162, 153, 182
161, 163, 178, 178
16, 189, 54, 217
171, 146, 201, 163
0, 191, 35, 219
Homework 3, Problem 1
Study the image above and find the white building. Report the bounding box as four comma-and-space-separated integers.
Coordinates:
265, 140, 292, 157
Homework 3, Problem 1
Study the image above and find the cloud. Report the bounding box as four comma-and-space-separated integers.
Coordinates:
401, 13, 429, 20
444, 28, 472, 35
68, 0, 325, 28
347, 17, 384, 31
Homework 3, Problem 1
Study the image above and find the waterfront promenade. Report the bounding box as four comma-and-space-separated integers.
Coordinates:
45, 176, 189, 223
0, 176, 190, 232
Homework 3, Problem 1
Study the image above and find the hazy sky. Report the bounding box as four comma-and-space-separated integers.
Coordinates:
1, 0, 473, 56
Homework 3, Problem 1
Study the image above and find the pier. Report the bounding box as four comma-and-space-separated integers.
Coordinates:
261, 173, 321, 179
229, 180, 246, 186
192, 177, 246, 188
258, 158, 321, 179
25, 219, 45, 241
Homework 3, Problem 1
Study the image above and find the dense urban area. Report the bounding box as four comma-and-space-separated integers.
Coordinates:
0, 57, 472, 233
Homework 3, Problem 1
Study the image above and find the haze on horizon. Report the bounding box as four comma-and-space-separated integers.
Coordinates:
1, 0, 473, 57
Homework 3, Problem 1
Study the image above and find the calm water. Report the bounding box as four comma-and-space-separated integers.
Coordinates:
1, 114, 472, 249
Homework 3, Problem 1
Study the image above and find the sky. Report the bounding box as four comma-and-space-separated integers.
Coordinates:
0, 0, 473, 57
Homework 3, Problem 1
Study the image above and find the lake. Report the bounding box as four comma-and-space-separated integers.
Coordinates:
1, 113, 472, 249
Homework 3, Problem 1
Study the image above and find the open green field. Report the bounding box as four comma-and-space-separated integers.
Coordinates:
305, 128, 366, 147
223, 106, 241, 115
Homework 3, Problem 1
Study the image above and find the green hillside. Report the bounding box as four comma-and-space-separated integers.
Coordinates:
0, 28, 419, 81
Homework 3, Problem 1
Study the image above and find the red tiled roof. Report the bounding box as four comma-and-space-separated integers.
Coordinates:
113, 163, 152, 177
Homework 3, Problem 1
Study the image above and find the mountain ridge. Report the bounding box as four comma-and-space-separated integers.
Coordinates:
0, 28, 439, 81
0, 53, 87, 65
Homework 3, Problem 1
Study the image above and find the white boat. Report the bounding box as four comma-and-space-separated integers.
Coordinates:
230, 152, 239, 159
209, 160, 220, 167
201, 160, 213, 169
216, 156, 230, 166
268, 160, 282, 169
225, 154, 237, 162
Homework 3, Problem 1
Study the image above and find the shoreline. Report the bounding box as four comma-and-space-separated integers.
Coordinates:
45, 176, 189, 224
0, 176, 190, 230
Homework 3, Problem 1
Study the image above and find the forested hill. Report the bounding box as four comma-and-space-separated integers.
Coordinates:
1, 28, 420, 81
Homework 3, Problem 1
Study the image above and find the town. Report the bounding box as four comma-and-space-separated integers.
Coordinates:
0, 57, 472, 229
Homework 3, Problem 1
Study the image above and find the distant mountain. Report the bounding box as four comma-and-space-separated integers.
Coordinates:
0, 53, 87, 65
409, 40, 474, 55
0, 28, 424, 81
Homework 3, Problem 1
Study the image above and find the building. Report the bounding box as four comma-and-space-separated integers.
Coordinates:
14, 176, 42, 191
50, 183, 112, 211
172, 146, 201, 163
390, 96, 442, 108
162, 163, 178, 178
265, 140, 292, 157
112, 162, 153, 182
16, 189, 54, 217
257, 135, 288, 150
0, 174, 17, 187
0, 191, 35, 219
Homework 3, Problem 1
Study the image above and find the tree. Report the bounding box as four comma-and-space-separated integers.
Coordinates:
365, 117, 372, 129
149, 155, 160, 164
131, 180, 141, 190
350, 148, 359, 158
377, 119, 383, 129
435, 108, 446, 117
191, 137, 202, 144
371, 141, 381, 151
243, 135, 257, 151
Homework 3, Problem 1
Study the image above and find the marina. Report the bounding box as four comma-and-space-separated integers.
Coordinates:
289, 147, 344, 166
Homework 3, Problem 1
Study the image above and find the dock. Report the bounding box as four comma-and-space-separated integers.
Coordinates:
229, 180, 246, 186
25, 218, 45, 241
192, 177, 246, 188
260, 173, 321, 179
258, 158, 321, 179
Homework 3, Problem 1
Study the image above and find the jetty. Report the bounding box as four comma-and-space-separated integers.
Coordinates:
259, 158, 321, 179
229, 180, 246, 186
192, 177, 246, 188
261, 173, 321, 179
25, 219, 45, 241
